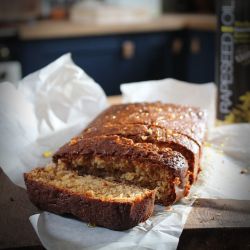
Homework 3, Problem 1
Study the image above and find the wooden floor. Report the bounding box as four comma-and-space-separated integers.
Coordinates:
0, 168, 250, 250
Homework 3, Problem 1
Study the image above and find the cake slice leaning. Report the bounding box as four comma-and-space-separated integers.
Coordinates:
24, 163, 155, 231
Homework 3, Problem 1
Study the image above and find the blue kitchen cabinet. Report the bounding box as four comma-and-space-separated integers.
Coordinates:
185, 30, 215, 83
165, 30, 188, 81
19, 32, 171, 95
166, 30, 215, 83
18, 30, 215, 95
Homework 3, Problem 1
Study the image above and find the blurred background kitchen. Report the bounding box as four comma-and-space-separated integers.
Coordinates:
0, 0, 216, 95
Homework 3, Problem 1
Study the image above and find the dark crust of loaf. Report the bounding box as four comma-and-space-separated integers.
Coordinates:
86, 102, 207, 147
24, 173, 155, 231
53, 135, 188, 180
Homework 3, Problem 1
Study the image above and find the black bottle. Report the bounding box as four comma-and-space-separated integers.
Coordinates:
216, 0, 250, 123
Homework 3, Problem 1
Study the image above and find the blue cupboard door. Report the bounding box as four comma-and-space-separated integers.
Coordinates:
116, 33, 170, 84
73, 33, 170, 95
165, 30, 188, 81
185, 30, 215, 83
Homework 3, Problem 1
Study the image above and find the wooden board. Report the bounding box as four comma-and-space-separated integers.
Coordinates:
186, 198, 250, 229
0, 168, 249, 249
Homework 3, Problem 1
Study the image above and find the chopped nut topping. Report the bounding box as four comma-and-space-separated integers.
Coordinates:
85, 190, 94, 197
191, 126, 195, 133
173, 177, 181, 186
167, 129, 173, 134
69, 138, 78, 146
102, 181, 109, 187
240, 169, 248, 174
147, 128, 153, 135
170, 113, 176, 119
85, 128, 93, 133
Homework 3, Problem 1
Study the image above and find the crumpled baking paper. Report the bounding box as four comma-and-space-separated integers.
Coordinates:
0, 54, 249, 250
0, 53, 108, 187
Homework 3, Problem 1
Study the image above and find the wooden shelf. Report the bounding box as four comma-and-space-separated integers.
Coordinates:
19, 14, 216, 40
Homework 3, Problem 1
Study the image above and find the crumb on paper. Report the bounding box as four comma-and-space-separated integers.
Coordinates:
240, 168, 248, 174
87, 223, 96, 228
204, 141, 225, 155
183, 196, 193, 203
195, 200, 200, 206
42, 151, 53, 158
165, 206, 173, 212
192, 194, 200, 199
204, 142, 212, 147
216, 148, 224, 155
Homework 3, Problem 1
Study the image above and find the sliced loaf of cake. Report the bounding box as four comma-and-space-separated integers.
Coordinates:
53, 103, 207, 205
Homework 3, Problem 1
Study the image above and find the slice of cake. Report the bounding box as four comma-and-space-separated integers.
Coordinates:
24, 163, 155, 231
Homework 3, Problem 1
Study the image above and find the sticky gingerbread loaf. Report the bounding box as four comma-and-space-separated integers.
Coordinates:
24, 163, 155, 231
53, 102, 207, 206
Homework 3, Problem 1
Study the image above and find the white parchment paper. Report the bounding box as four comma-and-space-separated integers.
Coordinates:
0, 54, 249, 250
0, 54, 108, 187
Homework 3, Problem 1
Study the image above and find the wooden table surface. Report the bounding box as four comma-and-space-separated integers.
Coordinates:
1, 97, 249, 249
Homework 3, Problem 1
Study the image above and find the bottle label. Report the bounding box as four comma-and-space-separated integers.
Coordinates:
217, 0, 250, 123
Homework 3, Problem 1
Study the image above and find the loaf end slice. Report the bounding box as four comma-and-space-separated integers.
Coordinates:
24, 163, 155, 231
